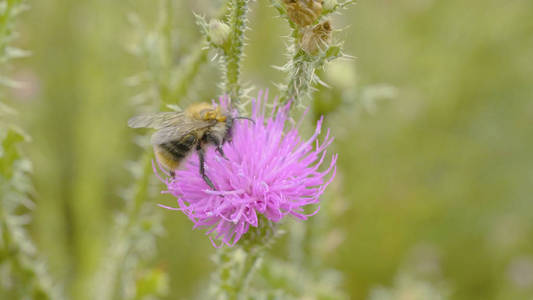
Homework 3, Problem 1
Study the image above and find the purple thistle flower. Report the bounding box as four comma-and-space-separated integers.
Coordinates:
156, 91, 337, 247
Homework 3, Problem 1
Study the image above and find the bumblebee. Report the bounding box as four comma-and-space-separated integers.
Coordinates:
128, 103, 253, 189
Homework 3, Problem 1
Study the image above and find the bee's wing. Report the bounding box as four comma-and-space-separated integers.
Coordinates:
150, 119, 215, 145
127, 112, 185, 129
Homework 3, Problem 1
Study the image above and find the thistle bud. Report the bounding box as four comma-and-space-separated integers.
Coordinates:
300, 20, 332, 54
283, 0, 322, 28
208, 19, 230, 46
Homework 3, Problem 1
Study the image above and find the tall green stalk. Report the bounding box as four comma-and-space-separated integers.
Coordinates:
222, 0, 250, 104
211, 217, 276, 300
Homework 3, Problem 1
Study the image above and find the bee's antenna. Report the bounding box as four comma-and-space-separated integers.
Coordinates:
233, 116, 255, 124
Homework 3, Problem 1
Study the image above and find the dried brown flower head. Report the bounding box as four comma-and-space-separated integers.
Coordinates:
283, 0, 323, 27
300, 20, 332, 54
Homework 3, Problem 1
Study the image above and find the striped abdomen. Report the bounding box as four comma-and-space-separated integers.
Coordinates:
154, 133, 197, 171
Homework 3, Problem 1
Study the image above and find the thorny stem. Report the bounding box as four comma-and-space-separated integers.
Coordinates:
233, 249, 263, 299
280, 26, 303, 106
280, 49, 314, 108
214, 247, 265, 300
213, 217, 275, 299
128, 152, 154, 225
222, 0, 250, 104
281, 44, 343, 113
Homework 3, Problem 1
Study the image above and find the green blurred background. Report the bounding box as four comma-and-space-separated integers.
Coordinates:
8, 0, 533, 299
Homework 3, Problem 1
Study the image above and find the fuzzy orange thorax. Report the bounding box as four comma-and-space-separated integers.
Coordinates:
186, 102, 226, 122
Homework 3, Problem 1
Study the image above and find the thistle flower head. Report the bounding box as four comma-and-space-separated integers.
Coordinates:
156, 91, 337, 247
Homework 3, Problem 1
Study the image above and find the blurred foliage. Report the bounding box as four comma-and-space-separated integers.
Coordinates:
1, 0, 531, 299
0, 1, 58, 299
0, 126, 58, 299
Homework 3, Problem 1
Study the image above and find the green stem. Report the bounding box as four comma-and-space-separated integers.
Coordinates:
213, 217, 275, 299
215, 246, 264, 300
280, 45, 342, 112
278, 25, 315, 110
223, 0, 250, 103
233, 248, 262, 298
129, 152, 154, 221
280, 49, 313, 107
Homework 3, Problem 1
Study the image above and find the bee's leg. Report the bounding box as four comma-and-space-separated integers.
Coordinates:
197, 144, 216, 190
205, 132, 228, 160
216, 146, 228, 160
223, 117, 234, 144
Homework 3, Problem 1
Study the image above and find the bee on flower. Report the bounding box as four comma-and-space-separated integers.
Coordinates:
155, 92, 337, 247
